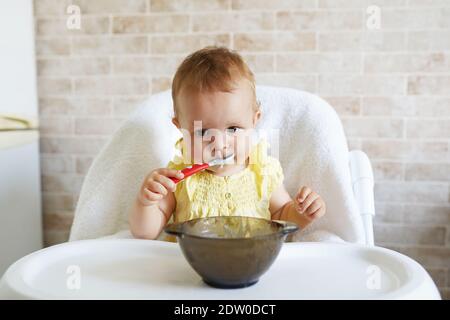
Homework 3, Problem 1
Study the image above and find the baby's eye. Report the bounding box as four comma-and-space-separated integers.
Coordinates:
195, 128, 210, 137
226, 126, 242, 134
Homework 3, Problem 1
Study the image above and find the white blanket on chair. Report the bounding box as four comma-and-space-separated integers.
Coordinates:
69, 86, 365, 244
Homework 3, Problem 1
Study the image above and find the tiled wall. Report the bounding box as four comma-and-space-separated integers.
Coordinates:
34, 0, 449, 298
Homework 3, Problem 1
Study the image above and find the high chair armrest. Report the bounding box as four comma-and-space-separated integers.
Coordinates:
349, 150, 376, 246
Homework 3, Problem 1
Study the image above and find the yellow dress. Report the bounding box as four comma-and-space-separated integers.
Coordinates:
166, 137, 284, 224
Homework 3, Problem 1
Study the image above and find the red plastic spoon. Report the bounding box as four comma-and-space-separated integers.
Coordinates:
170, 153, 235, 184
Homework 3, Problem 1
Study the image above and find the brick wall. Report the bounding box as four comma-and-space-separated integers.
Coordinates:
34, 0, 450, 298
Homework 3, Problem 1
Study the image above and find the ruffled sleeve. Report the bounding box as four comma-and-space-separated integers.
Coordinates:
265, 157, 284, 196
166, 137, 196, 201
249, 139, 285, 199
166, 137, 191, 170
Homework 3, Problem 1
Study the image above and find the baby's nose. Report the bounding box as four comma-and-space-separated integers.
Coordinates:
211, 135, 232, 157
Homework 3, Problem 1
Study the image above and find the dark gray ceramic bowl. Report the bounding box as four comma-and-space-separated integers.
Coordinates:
164, 216, 299, 289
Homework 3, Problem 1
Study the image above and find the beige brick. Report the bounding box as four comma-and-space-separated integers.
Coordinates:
318, 32, 362, 51
408, 31, 450, 51
113, 96, 148, 117
408, 0, 450, 6
72, 36, 148, 55
375, 223, 446, 246
112, 56, 182, 75
448, 231, 450, 247
372, 161, 404, 180
323, 97, 360, 116
408, 76, 450, 95
319, 75, 406, 95
277, 11, 363, 30
241, 54, 274, 73
414, 97, 450, 117
438, 8, 450, 28
76, 156, 94, 174
73, 77, 150, 96
404, 204, 450, 225
363, 31, 406, 51
37, 78, 72, 96
361, 97, 415, 117
234, 32, 315, 52
342, 118, 403, 138
74, 117, 124, 135
319, 0, 407, 7
40, 155, 74, 174
441, 288, 450, 300
427, 268, 447, 288
40, 137, 107, 154
39, 98, 112, 116
192, 12, 274, 32
42, 174, 84, 193
319, 0, 364, 7
374, 181, 448, 203
37, 58, 110, 76
374, 202, 404, 223
44, 230, 70, 247
39, 116, 74, 135
276, 53, 361, 73
152, 0, 229, 12
363, 76, 407, 95
34, 0, 71, 16
71, 0, 147, 14
42, 193, 75, 212
43, 212, 74, 231
319, 31, 406, 52
405, 163, 450, 181
36, 38, 71, 56
362, 140, 449, 161
112, 56, 152, 75
255, 74, 317, 93
36, 17, 110, 36
152, 34, 230, 54
364, 53, 448, 73
403, 205, 450, 225
113, 97, 148, 115
232, 0, 316, 10
381, 9, 442, 30
150, 56, 185, 76
113, 15, 189, 34
406, 119, 450, 139
151, 77, 172, 93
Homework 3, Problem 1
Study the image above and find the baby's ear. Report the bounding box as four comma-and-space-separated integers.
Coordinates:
172, 117, 180, 129
253, 109, 261, 125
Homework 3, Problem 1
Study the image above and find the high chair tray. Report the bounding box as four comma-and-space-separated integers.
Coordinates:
0, 239, 440, 299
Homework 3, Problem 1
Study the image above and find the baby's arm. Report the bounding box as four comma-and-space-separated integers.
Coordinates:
269, 184, 326, 229
129, 168, 183, 240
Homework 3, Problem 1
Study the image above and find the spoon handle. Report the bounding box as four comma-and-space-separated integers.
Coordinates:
170, 163, 210, 184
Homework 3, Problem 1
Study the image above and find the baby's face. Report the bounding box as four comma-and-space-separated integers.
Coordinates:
173, 79, 260, 175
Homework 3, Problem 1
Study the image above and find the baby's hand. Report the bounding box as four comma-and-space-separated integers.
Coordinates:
137, 168, 183, 206
294, 186, 326, 222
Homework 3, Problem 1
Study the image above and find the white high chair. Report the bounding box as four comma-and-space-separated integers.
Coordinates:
0, 86, 441, 300
66, 85, 375, 244
349, 150, 375, 246
69, 85, 372, 244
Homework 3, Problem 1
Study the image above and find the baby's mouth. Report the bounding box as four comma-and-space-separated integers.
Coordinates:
208, 152, 235, 168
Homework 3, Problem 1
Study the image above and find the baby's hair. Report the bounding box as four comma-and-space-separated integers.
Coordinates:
171, 46, 260, 116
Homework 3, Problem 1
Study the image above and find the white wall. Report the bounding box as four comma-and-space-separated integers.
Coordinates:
0, 0, 38, 116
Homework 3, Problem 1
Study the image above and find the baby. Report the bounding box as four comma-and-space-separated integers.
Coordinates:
129, 46, 326, 240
